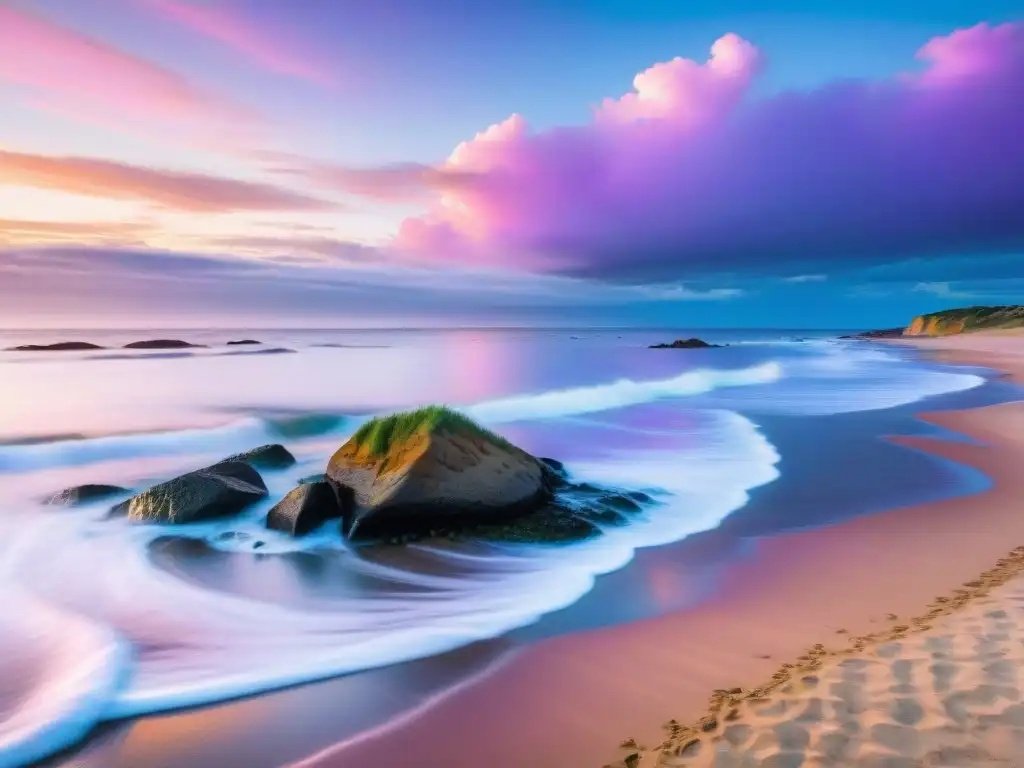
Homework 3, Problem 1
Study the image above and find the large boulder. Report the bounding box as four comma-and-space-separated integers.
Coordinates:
46, 484, 129, 507
111, 461, 267, 524
266, 481, 342, 536
222, 444, 296, 470
326, 407, 550, 539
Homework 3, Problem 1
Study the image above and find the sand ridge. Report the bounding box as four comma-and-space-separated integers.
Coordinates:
611, 547, 1024, 767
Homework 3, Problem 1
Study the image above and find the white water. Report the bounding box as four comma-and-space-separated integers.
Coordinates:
0, 340, 987, 767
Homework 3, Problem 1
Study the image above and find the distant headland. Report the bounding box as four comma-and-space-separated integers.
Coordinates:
843, 305, 1024, 340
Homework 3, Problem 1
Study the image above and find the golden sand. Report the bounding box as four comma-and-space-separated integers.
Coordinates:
612, 548, 1024, 767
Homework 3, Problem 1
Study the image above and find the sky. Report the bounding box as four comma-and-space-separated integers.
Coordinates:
0, 0, 1022, 329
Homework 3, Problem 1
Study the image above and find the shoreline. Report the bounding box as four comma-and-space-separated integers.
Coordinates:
297, 334, 1024, 768
615, 334, 1024, 765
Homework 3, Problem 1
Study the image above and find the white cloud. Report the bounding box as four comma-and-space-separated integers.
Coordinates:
911, 281, 976, 299
783, 274, 826, 283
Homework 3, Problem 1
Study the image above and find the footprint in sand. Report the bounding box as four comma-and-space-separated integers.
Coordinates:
641, 576, 1024, 768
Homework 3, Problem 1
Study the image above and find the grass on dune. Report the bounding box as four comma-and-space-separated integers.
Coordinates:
918, 305, 1024, 332
350, 405, 513, 457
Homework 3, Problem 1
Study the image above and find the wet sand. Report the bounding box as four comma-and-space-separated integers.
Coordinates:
297, 332, 1024, 767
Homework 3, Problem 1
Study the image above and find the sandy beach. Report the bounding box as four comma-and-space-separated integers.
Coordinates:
300, 332, 1024, 768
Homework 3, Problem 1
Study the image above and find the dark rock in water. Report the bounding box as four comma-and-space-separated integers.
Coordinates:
298, 473, 327, 485
266, 481, 343, 536
9, 342, 105, 352
601, 493, 644, 513
539, 457, 567, 477
324, 406, 660, 544
111, 461, 267, 524
46, 484, 129, 507
222, 444, 296, 470
838, 328, 904, 340
326, 406, 551, 541
468, 501, 600, 543
226, 339, 261, 345
574, 503, 630, 527
649, 338, 723, 349
123, 339, 207, 349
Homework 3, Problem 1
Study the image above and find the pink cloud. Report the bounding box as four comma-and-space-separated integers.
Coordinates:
386, 24, 1024, 279
0, 5, 253, 135
144, 0, 335, 87
596, 33, 763, 126
0, 149, 337, 213
0, 218, 154, 246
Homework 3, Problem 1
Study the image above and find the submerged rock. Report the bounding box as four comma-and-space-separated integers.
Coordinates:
226, 339, 261, 345
111, 461, 267, 524
8, 342, 105, 352
326, 406, 551, 540
222, 443, 296, 470
266, 481, 342, 536
46, 484, 129, 507
123, 339, 206, 349
649, 338, 722, 349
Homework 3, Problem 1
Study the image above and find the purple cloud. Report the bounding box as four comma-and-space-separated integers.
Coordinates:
375, 24, 1024, 280
0, 245, 740, 325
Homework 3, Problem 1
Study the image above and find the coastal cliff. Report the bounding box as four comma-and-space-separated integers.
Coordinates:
904, 305, 1024, 337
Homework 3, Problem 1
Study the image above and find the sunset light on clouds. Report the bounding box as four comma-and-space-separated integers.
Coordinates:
0, 0, 1022, 327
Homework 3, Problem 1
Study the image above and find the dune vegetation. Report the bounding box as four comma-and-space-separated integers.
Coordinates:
907, 305, 1024, 336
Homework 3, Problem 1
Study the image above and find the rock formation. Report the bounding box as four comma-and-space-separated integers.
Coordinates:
649, 338, 723, 349
111, 461, 267, 524
123, 340, 206, 349
266, 480, 342, 536
838, 328, 905, 339
222, 444, 296, 470
904, 305, 1024, 337
46, 484, 129, 506
325, 406, 552, 540
8, 342, 105, 351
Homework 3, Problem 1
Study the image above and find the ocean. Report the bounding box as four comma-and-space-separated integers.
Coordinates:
0, 327, 1011, 767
